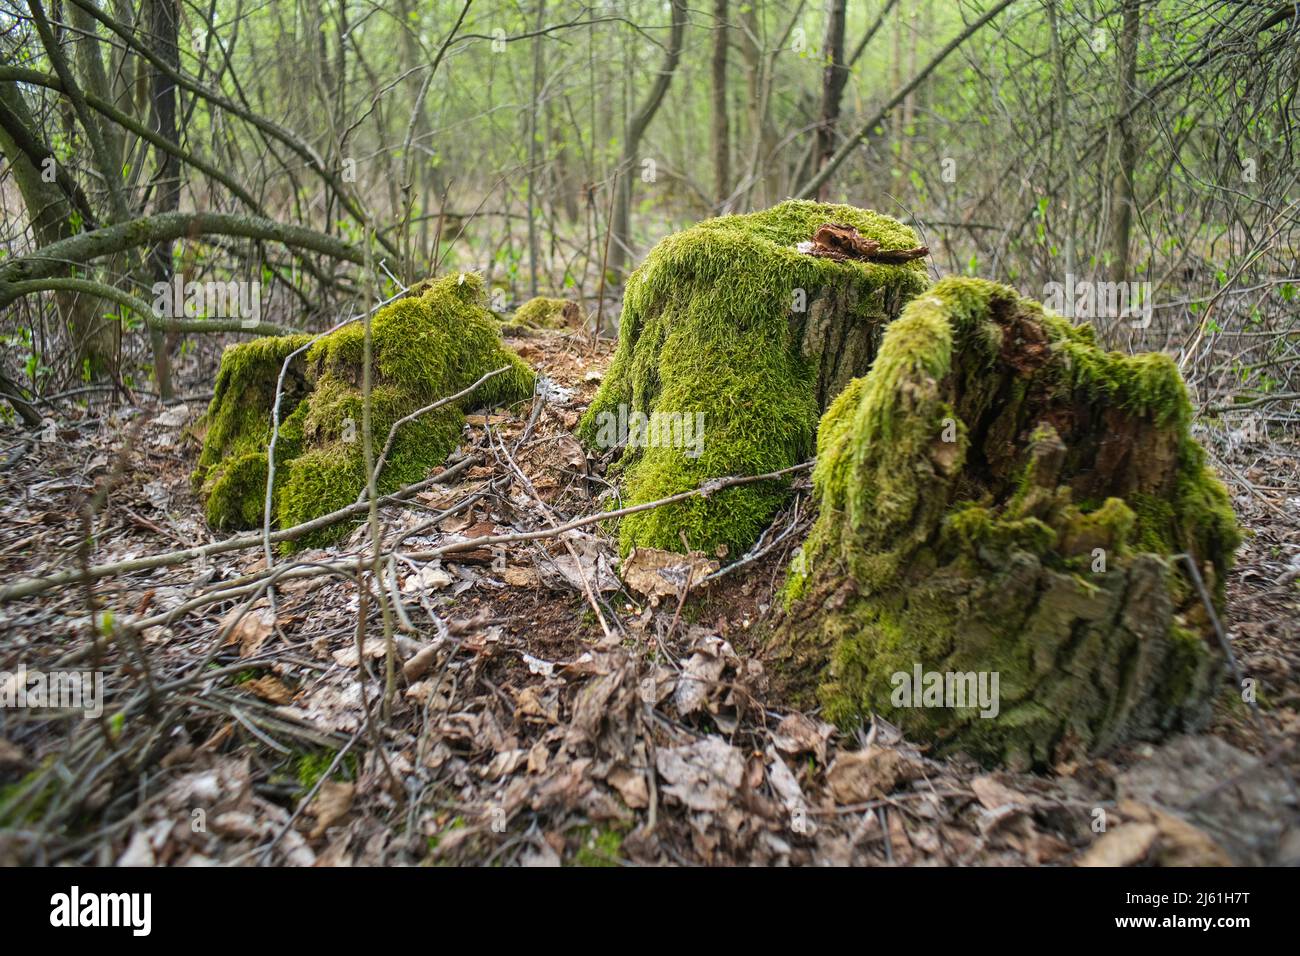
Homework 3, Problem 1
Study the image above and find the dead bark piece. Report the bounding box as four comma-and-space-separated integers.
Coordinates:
865, 245, 931, 264
766, 278, 1239, 770
798, 223, 929, 264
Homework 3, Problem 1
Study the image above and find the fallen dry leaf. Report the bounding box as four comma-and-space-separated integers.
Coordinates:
772, 713, 833, 763
244, 674, 294, 705
826, 746, 923, 804
116, 829, 155, 867
501, 566, 538, 587
527, 741, 550, 774
481, 749, 527, 779
620, 547, 718, 604
656, 736, 744, 812
152, 403, 190, 428
1105, 800, 1235, 867
1077, 822, 1160, 867
796, 223, 929, 264
607, 766, 650, 809
308, 781, 355, 839
403, 565, 452, 592
332, 639, 388, 668
515, 685, 559, 724
971, 774, 1027, 811
766, 748, 810, 820
402, 643, 441, 681
463, 413, 514, 426
674, 633, 733, 717
0, 738, 25, 770
539, 535, 619, 593
220, 604, 275, 658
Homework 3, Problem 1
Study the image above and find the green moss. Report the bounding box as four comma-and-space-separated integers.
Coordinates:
1057, 497, 1137, 560
193, 333, 313, 530
1170, 443, 1240, 596
788, 281, 1006, 597
295, 749, 358, 795
579, 200, 929, 557
509, 295, 575, 330
943, 504, 1058, 556
571, 825, 625, 867
772, 277, 1241, 768
1055, 337, 1192, 426
195, 273, 535, 546
0, 764, 57, 827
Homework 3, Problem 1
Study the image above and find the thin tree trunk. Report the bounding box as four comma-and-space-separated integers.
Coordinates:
890, 0, 903, 146
900, 2, 920, 167
609, 0, 686, 281
147, 0, 180, 400
737, 1, 765, 207
1109, 0, 1141, 282
846, 0, 900, 70
30, 0, 132, 378
0, 80, 112, 380
711, 0, 730, 211
796, 0, 1015, 200
526, 0, 546, 297
814, 0, 848, 200
1049, 0, 1078, 280
736, 0, 807, 210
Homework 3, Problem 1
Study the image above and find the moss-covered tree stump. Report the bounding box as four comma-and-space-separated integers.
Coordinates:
193, 333, 314, 530
766, 278, 1239, 769
577, 200, 930, 557
193, 272, 534, 547
507, 295, 580, 331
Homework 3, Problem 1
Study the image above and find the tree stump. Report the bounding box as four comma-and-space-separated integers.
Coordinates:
766, 278, 1239, 770
577, 200, 930, 557
193, 273, 534, 547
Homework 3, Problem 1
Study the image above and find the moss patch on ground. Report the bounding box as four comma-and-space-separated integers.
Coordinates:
770, 277, 1239, 769
577, 200, 930, 558
507, 295, 578, 330
194, 273, 535, 547
570, 825, 625, 867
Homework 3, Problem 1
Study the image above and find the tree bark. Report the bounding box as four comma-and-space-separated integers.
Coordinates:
608, 0, 687, 281
526, 0, 546, 298
710, 0, 730, 211
1109, 0, 1142, 282
0, 80, 113, 377
814, 0, 848, 200
0, 211, 366, 295
766, 279, 1238, 769
147, 0, 181, 400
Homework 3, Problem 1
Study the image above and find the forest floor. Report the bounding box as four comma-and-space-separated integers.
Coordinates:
1, 327, 1298, 866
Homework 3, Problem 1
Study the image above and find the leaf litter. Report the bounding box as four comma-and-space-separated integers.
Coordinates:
0, 327, 1297, 867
